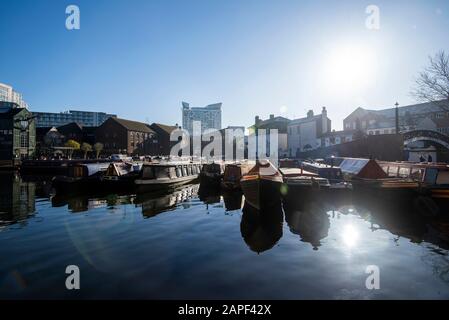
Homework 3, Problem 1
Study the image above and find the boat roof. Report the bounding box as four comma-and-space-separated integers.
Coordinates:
247, 160, 281, 176
377, 161, 449, 170
301, 161, 341, 169
279, 168, 318, 177
339, 158, 388, 179
142, 161, 201, 167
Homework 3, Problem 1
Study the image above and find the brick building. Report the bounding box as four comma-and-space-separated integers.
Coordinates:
96, 117, 158, 155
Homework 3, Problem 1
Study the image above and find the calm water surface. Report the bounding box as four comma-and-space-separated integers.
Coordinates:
1, 172, 449, 299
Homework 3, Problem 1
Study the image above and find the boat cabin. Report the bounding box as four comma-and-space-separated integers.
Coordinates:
377, 161, 449, 186
105, 162, 142, 177
68, 162, 110, 178
299, 161, 343, 183
140, 163, 202, 180
338, 158, 388, 180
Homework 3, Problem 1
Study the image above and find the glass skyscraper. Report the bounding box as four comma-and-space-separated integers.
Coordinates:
182, 102, 222, 134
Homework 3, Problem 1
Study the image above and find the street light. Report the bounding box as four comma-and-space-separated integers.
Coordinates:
395, 102, 399, 134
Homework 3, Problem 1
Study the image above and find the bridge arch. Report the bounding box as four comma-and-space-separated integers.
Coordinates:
403, 130, 449, 150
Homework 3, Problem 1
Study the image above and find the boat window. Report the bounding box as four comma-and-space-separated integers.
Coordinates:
182, 166, 187, 176
169, 167, 177, 179
410, 168, 423, 181
424, 168, 439, 184
197, 165, 201, 173
388, 166, 398, 177
155, 167, 170, 179
176, 167, 182, 177
192, 165, 197, 174
187, 165, 192, 175
142, 166, 155, 179
398, 167, 411, 178
436, 170, 449, 185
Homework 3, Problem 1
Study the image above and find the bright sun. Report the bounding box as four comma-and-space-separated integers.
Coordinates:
323, 45, 378, 93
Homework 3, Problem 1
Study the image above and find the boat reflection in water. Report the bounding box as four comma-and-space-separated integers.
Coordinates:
52, 184, 199, 217
52, 192, 135, 213
240, 200, 283, 253
284, 189, 449, 252
198, 183, 221, 205
135, 184, 199, 218
222, 191, 244, 211
284, 201, 330, 250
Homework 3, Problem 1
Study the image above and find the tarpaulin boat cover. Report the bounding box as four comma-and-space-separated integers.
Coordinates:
85, 163, 110, 176
339, 158, 388, 179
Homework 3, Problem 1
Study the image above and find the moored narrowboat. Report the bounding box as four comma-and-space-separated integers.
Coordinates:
135, 162, 201, 191
221, 162, 252, 191
101, 161, 143, 190
240, 160, 283, 210
52, 162, 110, 194
299, 161, 343, 183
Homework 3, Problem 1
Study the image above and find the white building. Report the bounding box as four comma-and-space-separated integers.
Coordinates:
182, 102, 222, 135
249, 114, 290, 158
0, 82, 29, 109
343, 100, 449, 135
287, 107, 331, 157
319, 130, 356, 148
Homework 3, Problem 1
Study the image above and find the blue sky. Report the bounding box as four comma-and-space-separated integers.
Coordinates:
1, 0, 448, 130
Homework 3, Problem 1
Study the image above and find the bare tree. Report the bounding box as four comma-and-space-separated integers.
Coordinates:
411, 50, 449, 110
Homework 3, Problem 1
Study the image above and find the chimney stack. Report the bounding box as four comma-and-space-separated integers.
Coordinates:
270, 114, 274, 119
322, 106, 327, 116
307, 110, 314, 118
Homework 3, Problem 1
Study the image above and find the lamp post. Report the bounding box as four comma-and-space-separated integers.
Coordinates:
395, 102, 400, 134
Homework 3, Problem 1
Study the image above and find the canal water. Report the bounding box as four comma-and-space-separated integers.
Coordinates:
1, 171, 449, 299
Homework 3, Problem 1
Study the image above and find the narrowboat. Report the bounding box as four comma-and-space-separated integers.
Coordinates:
199, 162, 224, 189
101, 161, 143, 190
280, 168, 330, 189
134, 162, 201, 191
221, 162, 252, 191
279, 167, 352, 208
240, 160, 283, 210
299, 160, 343, 183
378, 161, 449, 202
52, 162, 110, 194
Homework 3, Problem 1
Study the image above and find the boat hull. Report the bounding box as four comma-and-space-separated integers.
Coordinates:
135, 175, 199, 192
52, 176, 101, 194
100, 175, 139, 191
241, 176, 282, 210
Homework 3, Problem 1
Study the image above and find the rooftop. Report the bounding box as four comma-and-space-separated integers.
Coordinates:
110, 117, 155, 133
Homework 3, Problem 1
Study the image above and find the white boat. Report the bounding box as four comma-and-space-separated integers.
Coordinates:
135, 162, 202, 191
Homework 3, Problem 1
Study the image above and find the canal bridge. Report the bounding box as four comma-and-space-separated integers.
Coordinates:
403, 130, 449, 150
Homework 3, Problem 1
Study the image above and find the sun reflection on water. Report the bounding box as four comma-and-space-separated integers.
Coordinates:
342, 224, 360, 248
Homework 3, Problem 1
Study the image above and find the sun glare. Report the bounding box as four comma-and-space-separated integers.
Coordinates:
323, 45, 378, 93
342, 224, 360, 248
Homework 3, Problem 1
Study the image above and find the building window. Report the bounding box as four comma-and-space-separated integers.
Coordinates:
20, 132, 29, 148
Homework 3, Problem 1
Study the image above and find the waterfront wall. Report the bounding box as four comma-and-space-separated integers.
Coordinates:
298, 134, 404, 161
